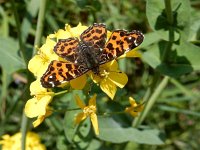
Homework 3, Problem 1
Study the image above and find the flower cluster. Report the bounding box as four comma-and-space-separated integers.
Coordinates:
0, 132, 46, 150
74, 95, 143, 135
25, 23, 143, 133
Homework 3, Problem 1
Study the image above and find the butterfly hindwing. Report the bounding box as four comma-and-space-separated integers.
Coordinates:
99, 30, 144, 64
54, 38, 80, 62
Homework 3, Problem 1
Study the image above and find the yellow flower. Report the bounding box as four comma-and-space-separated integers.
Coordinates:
25, 23, 89, 126
25, 80, 54, 127
25, 95, 53, 127
0, 132, 46, 150
75, 94, 99, 135
90, 60, 128, 99
125, 97, 144, 117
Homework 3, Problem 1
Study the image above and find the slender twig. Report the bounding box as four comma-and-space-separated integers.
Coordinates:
33, 0, 47, 56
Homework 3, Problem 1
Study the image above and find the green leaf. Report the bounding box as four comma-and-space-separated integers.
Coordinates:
0, 37, 25, 74
56, 136, 68, 150
142, 40, 200, 77
146, 0, 190, 40
64, 110, 78, 143
98, 117, 164, 144
141, 31, 179, 48
21, 0, 40, 42
79, 117, 91, 137
0, 6, 9, 37
86, 139, 101, 150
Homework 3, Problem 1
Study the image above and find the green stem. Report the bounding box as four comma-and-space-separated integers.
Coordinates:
11, 0, 27, 65
33, 0, 47, 56
133, 76, 169, 127
132, 72, 160, 126
21, 113, 29, 150
54, 90, 68, 96
164, 0, 173, 25
162, 0, 174, 62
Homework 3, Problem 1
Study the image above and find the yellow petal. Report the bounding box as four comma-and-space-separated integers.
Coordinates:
75, 112, 87, 125
89, 94, 97, 106
25, 95, 52, 118
108, 60, 119, 71
129, 97, 137, 106
100, 79, 117, 99
70, 74, 87, 90
90, 113, 99, 135
55, 29, 71, 39
33, 115, 45, 127
75, 95, 85, 109
135, 104, 144, 112
90, 71, 101, 83
108, 72, 128, 88
101, 60, 118, 71
33, 107, 52, 127
28, 55, 49, 77
107, 30, 112, 39
129, 111, 139, 117
40, 37, 56, 55
69, 23, 88, 37
118, 48, 141, 59
30, 79, 47, 96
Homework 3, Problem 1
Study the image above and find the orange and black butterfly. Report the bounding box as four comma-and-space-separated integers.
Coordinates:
40, 23, 144, 88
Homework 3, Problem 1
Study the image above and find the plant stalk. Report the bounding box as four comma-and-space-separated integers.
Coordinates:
33, 0, 47, 56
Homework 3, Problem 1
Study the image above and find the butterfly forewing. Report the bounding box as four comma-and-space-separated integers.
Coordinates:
40, 60, 89, 88
80, 23, 107, 48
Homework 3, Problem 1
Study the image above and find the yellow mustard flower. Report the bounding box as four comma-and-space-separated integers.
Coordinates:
90, 60, 128, 99
0, 132, 46, 150
25, 23, 89, 126
75, 94, 99, 135
25, 79, 54, 127
25, 95, 53, 127
125, 97, 144, 117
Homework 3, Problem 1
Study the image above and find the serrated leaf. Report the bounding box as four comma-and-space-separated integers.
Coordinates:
98, 117, 164, 144
0, 37, 25, 74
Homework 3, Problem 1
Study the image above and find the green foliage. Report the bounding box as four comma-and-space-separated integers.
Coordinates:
0, 0, 200, 150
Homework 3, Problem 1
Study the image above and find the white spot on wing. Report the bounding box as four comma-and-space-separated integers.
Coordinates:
134, 39, 138, 46
49, 81, 55, 87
